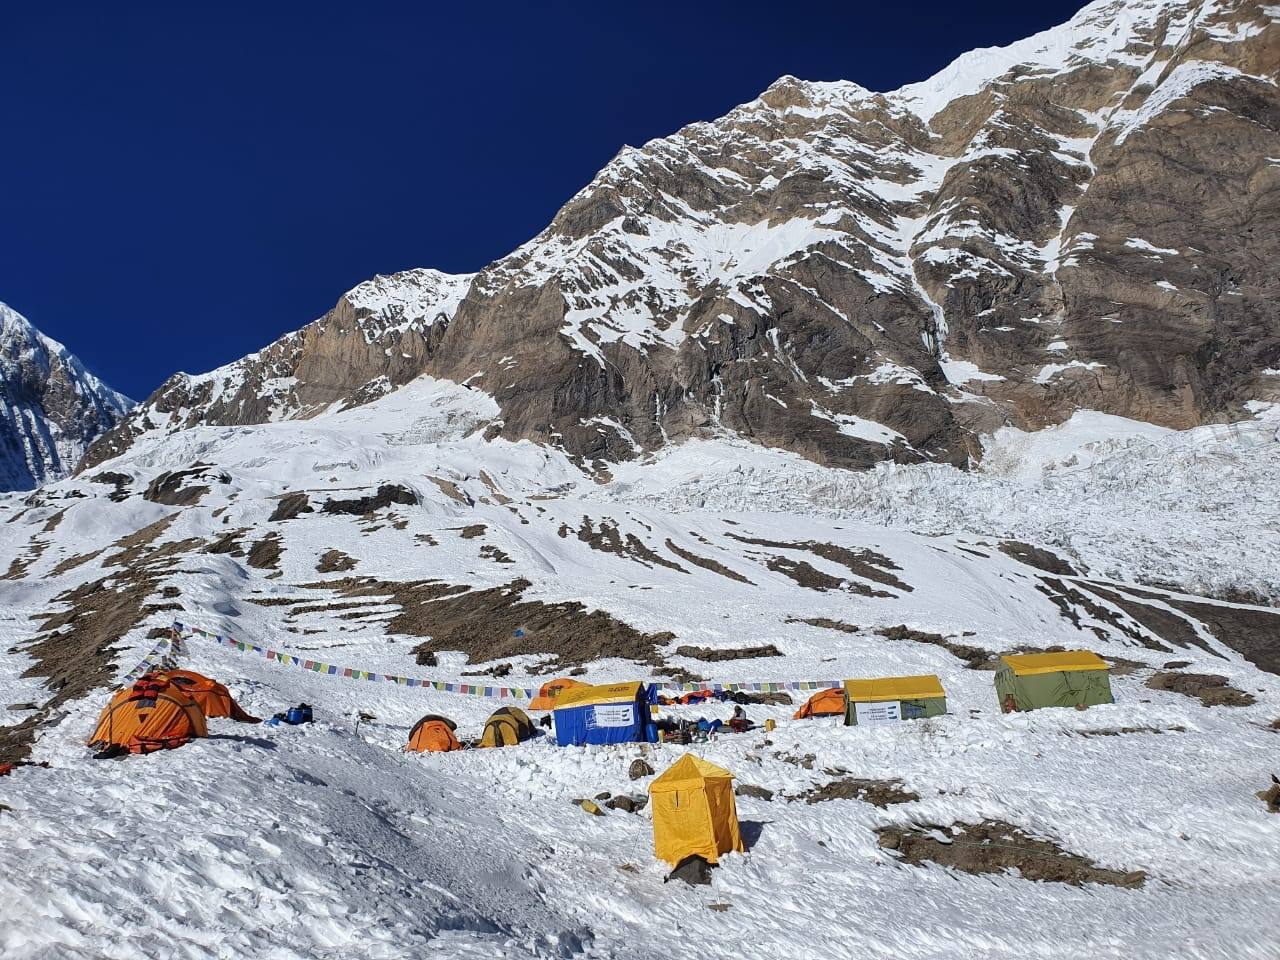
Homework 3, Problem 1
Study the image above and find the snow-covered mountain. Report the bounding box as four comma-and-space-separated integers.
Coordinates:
87, 0, 1279, 472
4, 2, 1280, 957
0, 302, 132, 491
82, 269, 471, 470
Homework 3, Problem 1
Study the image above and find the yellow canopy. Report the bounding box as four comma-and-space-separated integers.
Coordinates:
1001, 650, 1109, 676
843, 674, 945, 703
648, 754, 744, 866
552, 681, 645, 710
649, 753, 734, 793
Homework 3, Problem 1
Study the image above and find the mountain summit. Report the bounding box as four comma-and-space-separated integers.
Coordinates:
87, 0, 1279, 472
0, 302, 131, 491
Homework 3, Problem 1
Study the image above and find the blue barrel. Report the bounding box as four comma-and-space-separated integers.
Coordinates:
285, 706, 309, 725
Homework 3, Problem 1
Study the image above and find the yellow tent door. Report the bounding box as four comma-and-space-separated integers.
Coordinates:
480, 716, 517, 747
649, 754, 745, 866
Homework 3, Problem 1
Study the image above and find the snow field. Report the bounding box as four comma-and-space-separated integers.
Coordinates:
5, 626, 1279, 959
2, 379, 1279, 958
597, 411, 1280, 601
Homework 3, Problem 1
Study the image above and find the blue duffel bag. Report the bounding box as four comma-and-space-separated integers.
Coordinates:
284, 704, 313, 725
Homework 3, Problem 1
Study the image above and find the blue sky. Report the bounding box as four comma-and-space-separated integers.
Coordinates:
3, 1, 1083, 399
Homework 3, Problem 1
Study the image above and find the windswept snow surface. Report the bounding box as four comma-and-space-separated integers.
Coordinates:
3, 725, 591, 960
1, 374, 1279, 958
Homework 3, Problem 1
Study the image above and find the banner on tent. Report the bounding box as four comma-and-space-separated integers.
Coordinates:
171, 622, 844, 699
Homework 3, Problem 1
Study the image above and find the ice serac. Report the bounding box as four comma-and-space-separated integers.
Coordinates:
84, 0, 1280, 472
0, 302, 132, 491
81, 269, 474, 470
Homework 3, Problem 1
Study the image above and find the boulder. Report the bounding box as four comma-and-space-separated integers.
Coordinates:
628, 759, 655, 780
664, 855, 714, 886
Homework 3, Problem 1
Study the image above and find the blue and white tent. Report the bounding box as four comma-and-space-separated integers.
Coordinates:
552, 681, 657, 747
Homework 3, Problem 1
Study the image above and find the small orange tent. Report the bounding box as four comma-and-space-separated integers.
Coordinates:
158, 669, 260, 722
406, 715, 462, 753
88, 674, 208, 754
529, 678, 588, 711
793, 687, 845, 719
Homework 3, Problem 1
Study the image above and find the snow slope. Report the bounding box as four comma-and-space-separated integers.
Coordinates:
597, 410, 1280, 601
1, 374, 1278, 958
6, 625, 1278, 959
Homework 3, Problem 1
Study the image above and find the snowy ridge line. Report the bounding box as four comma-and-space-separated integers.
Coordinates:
173, 623, 846, 696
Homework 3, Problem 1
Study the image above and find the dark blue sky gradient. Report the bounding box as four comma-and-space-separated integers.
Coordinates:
3, 1, 1083, 399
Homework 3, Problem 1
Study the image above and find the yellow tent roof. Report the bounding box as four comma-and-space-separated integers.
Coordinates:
649, 753, 734, 793
1000, 650, 1109, 676
843, 674, 945, 703
552, 681, 646, 710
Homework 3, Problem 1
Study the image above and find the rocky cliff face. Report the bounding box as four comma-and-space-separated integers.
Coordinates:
86, 0, 1280, 472
0, 303, 132, 491
82, 269, 473, 469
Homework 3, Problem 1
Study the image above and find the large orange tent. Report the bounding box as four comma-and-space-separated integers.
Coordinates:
157, 669, 260, 722
793, 687, 845, 719
529, 677, 587, 711
88, 674, 208, 754
649, 754, 745, 866
406, 715, 462, 753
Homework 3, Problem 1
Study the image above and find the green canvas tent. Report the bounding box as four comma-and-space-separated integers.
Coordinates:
995, 651, 1113, 713
843, 675, 947, 726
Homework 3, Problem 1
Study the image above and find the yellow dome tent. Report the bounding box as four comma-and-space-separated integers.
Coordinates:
648, 753, 745, 866
478, 705, 535, 748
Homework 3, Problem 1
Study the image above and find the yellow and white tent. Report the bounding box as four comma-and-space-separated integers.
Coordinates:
843, 674, 947, 725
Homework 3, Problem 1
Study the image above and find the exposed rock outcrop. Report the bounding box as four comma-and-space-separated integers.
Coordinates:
80, 270, 471, 470
0, 302, 131, 491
